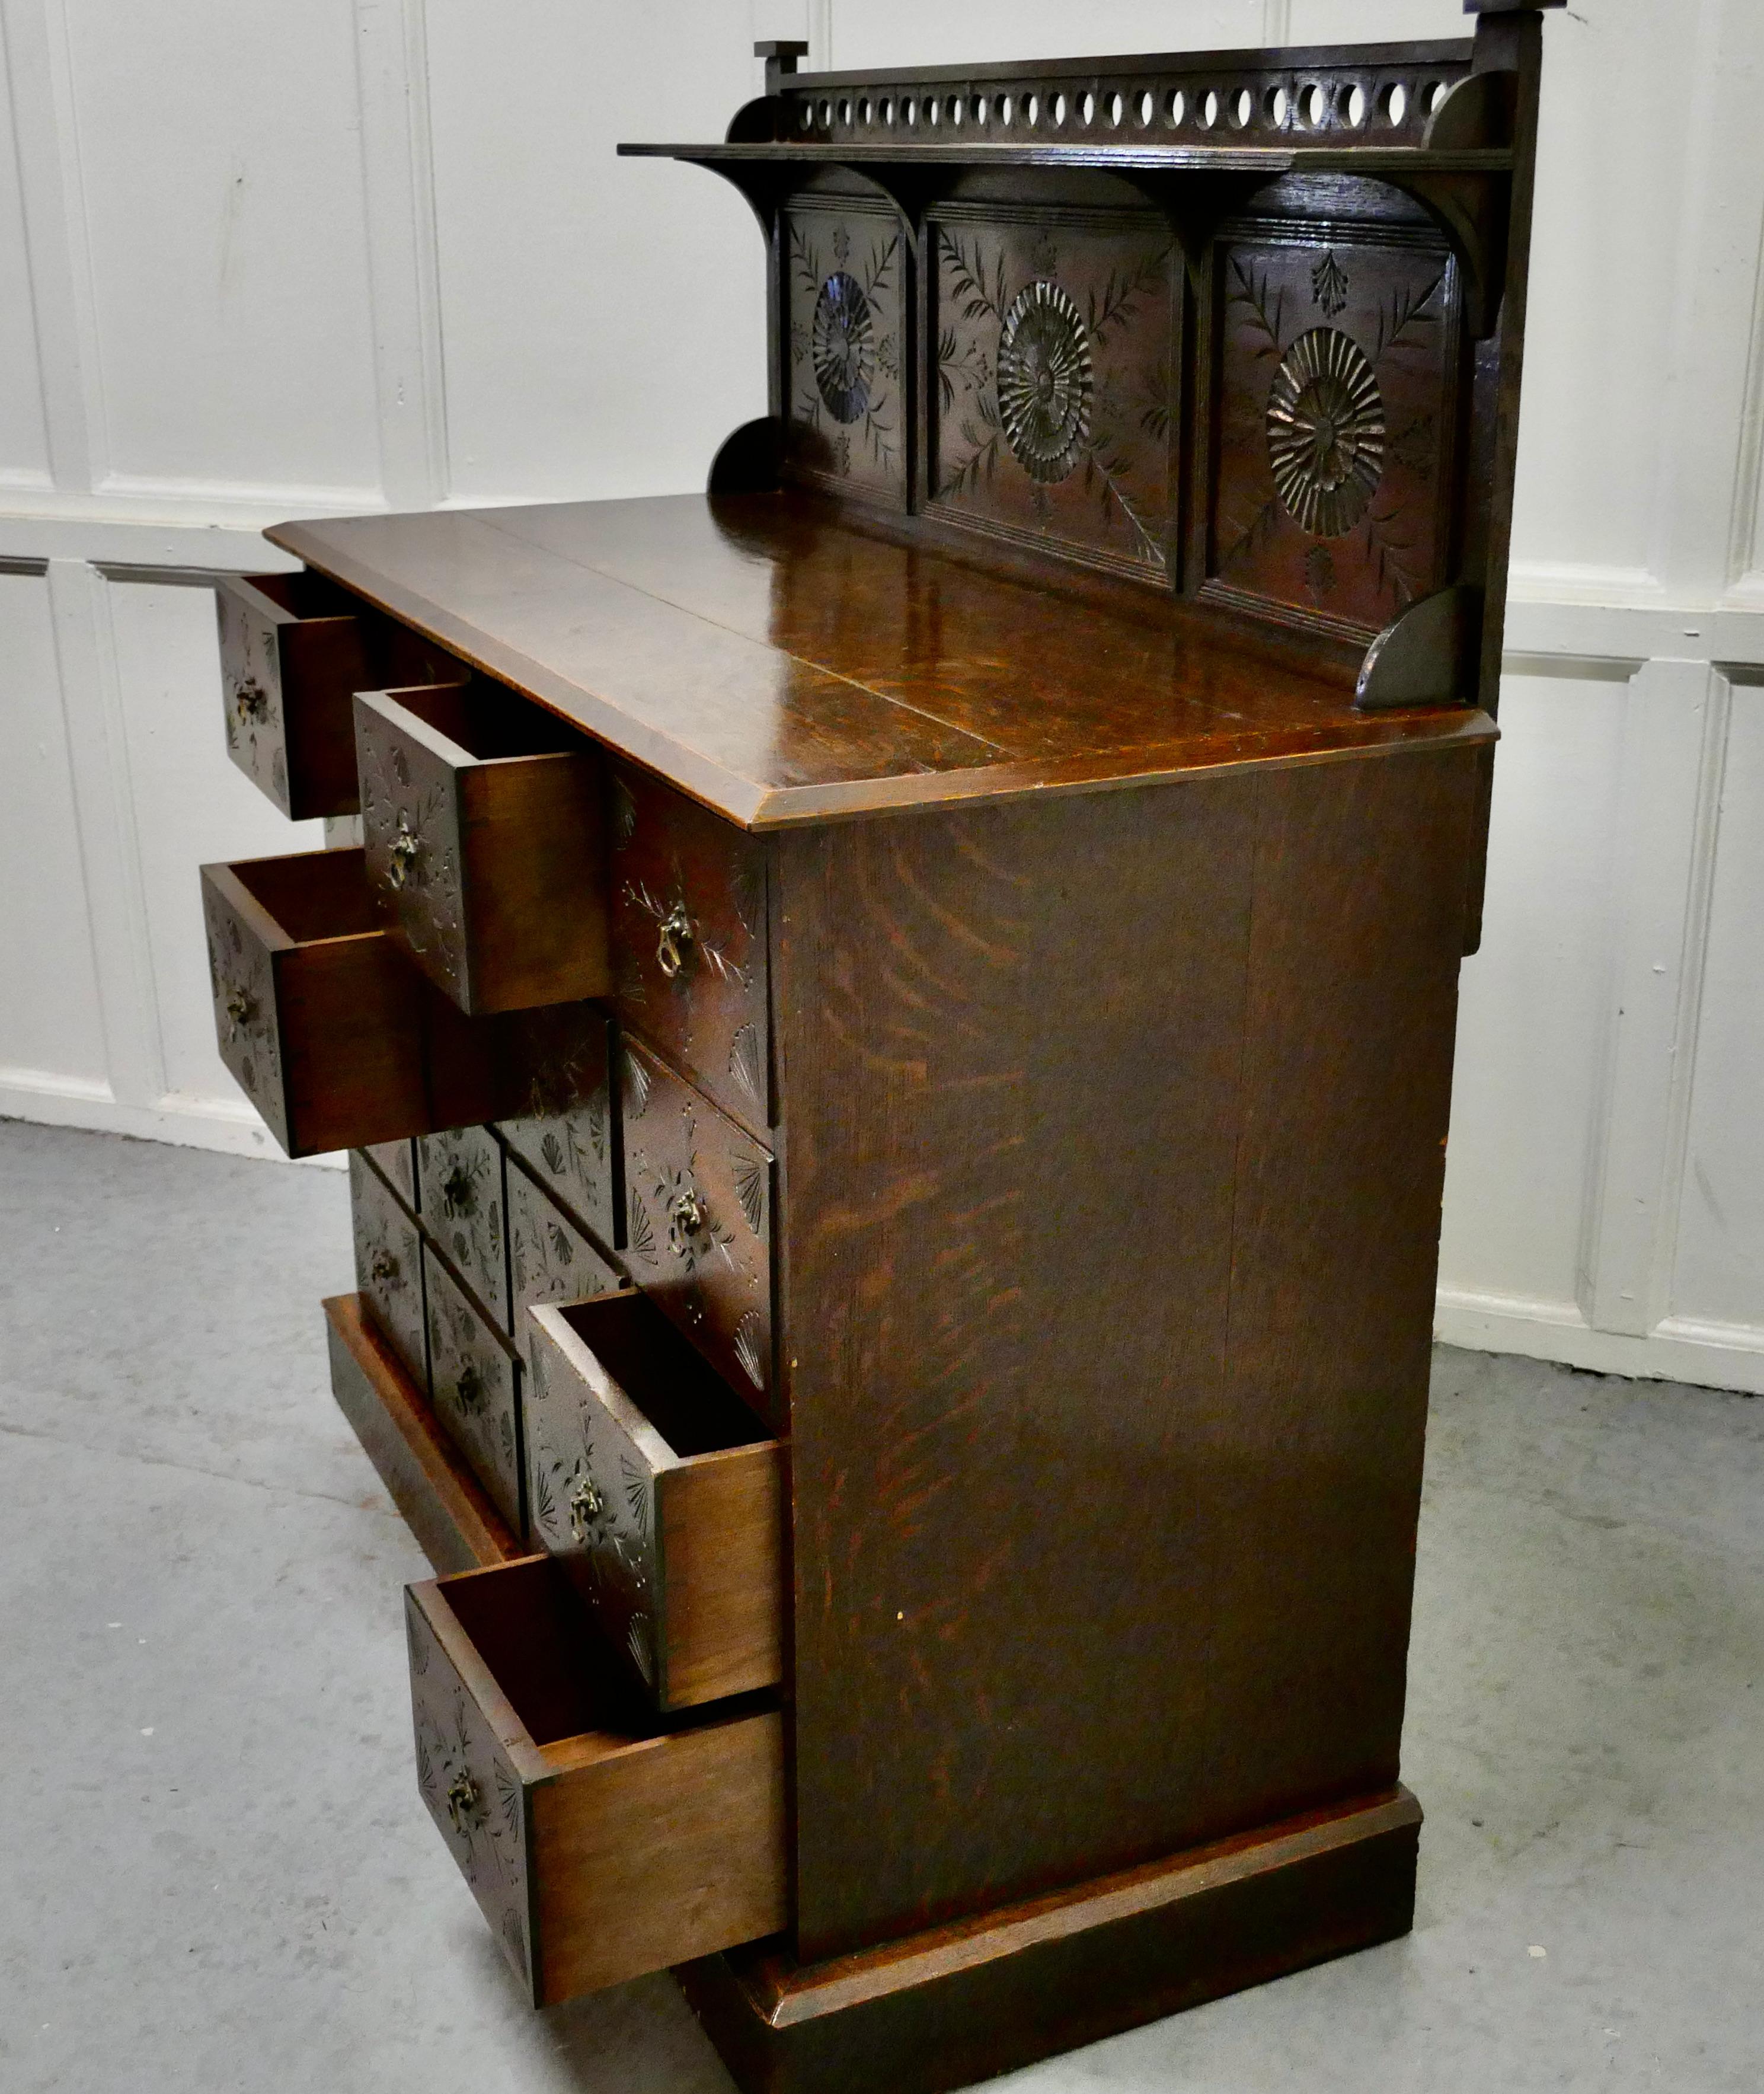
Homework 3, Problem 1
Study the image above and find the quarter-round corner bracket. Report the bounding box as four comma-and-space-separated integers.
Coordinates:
708, 419, 785, 497
1355, 583, 1484, 711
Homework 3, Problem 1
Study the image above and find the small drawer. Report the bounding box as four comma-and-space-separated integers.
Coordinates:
507, 1158, 623, 1381
357, 682, 609, 1016
418, 1125, 510, 1331
610, 762, 770, 1134
407, 1556, 787, 2005
494, 1003, 618, 1247
527, 1292, 782, 1711
424, 1243, 524, 1533
363, 1136, 418, 1211
216, 572, 370, 821
200, 847, 529, 1157
350, 1152, 428, 1390
620, 1040, 775, 1426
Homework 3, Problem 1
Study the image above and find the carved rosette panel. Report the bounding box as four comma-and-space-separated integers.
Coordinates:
216, 590, 290, 814
507, 1168, 622, 1377
424, 1248, 523, 1531
417, 1125, 509, 1326
609, 763, 770, 1135
350, 1153, 427, 1386
619, 1040, 775, 1421
406, 1595, 534, 1996
496, 1004, 618, 1246
929, 205, 1174, 579
202, 879, 287, 1149
525, 1332, 661, 1693
357, 703, 469, 1000
1209, 224, 1461, 637
784, 201, 907, 505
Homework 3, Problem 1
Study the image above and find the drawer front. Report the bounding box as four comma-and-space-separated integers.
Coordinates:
406, 1591, 536, 1993
418, 1125, 510, 1330
407, 1559, 787, 2006
495, 1003, 618, 1246
357, 687, 609, 1016
216, 573, 368, 821
424, 1245, 523, 1533
526, 1294, 783, 1711
350, 1154, 428, 1389
619, 1040, 775, 1423
363, 1137, 418, 1211
202, 870, 290, 1148
610, 763, 770, 1134
507, 1164, 622, 1375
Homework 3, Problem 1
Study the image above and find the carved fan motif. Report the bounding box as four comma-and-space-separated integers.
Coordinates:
811, 272, 875, 424
997, 280, 1094, 484
1266, 327, 1386, 538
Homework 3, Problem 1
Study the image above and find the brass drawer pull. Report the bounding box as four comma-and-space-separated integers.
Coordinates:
369, 1247, 400, 1285
232, 676, 270, 727
445, 1769, 481, 1835
568, 1472, 606, 1546
667, 1188, 707, 1256
220, 986, 257, 1038
455, 1363, 484, 1415
656, 902, 694, 978
385, 818, 421, 890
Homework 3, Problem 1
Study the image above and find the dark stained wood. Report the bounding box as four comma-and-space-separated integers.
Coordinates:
408, 1556, 788, 2006
676, 1787, 1420, 2094
349, 1151, 429, 1388
268, 495, 1494, 829
494, 1002, 619, 1246
424, 1240, 525, 1534
771, 742, 1479, 1959
363, 1135, 420, 1209
619, 1038, 776, 1431
417, 1123, 511, 1330
324, 1292, 520, 1575
505, 1150, 624, 1380
356, 682, 610, 1014
611, 761, 771, 1134
526, 1292, 783, 1712
216, 572, 370, 820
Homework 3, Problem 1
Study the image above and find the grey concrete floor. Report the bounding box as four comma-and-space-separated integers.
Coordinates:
1, 1118, 1759, 2093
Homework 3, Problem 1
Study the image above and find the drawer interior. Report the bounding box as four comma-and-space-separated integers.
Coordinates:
229, 845, 380, 943
385, 681, 587, 764
555, 1292, 771, 1457
241, 569, 362, 621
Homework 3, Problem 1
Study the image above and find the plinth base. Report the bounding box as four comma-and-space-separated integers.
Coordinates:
678, 1786, 1420, 2094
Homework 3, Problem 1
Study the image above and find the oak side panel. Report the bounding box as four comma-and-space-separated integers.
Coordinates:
660, 1446, 786, 1709
772, 778, 1257, 1959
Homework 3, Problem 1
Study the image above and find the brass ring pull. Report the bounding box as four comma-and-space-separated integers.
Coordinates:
667, 1188, 707, 1257
440, 1163, 475, 1218
455, 1364, 484, 1414
369, 1247, 400, 1284
568, 1472, 606, 1545
221, 987, 256, 1037
385, 819, 421, 890
445, 1769, 481, 1835
656, 903, 694, 979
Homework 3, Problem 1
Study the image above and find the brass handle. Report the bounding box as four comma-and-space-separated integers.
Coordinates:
385, 818, 421, 890
667, 1188, 706, 1257
455, 1364, 484, 1414
369, 1248, 400, 1285
568, 1472, 606, 1546
221, 986, 257, 1038
445, 1770, 481, 1835
656, 902, 694, 979
232, 676, 270, 726
440, 1163, 475, 1218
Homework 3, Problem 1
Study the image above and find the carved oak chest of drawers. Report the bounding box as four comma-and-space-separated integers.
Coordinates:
201, 12, 1556, 2090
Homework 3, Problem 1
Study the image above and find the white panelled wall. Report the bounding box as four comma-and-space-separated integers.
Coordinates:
1, 1, 1759, 1393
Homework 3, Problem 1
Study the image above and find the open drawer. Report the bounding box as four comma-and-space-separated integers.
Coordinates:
216, 572, 370, 820
356, 681, 609, 1016
200, 846, 526, 1156
407, 1555, 787, 2006
526, 1292, 783, 1711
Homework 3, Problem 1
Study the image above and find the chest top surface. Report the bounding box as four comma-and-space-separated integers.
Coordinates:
269, 492, 1493, 832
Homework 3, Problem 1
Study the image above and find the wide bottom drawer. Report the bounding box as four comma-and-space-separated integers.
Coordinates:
405, 1555, 787, 2006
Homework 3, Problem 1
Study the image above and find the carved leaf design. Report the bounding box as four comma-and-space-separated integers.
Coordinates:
728, 1025, 765, 1112
626, 1187, 657, 1266
732, 1151, 768, 1237
733, 1310, 768, 1393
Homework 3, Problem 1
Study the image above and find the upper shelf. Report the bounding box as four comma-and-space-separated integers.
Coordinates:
619, 141, 1513, 178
